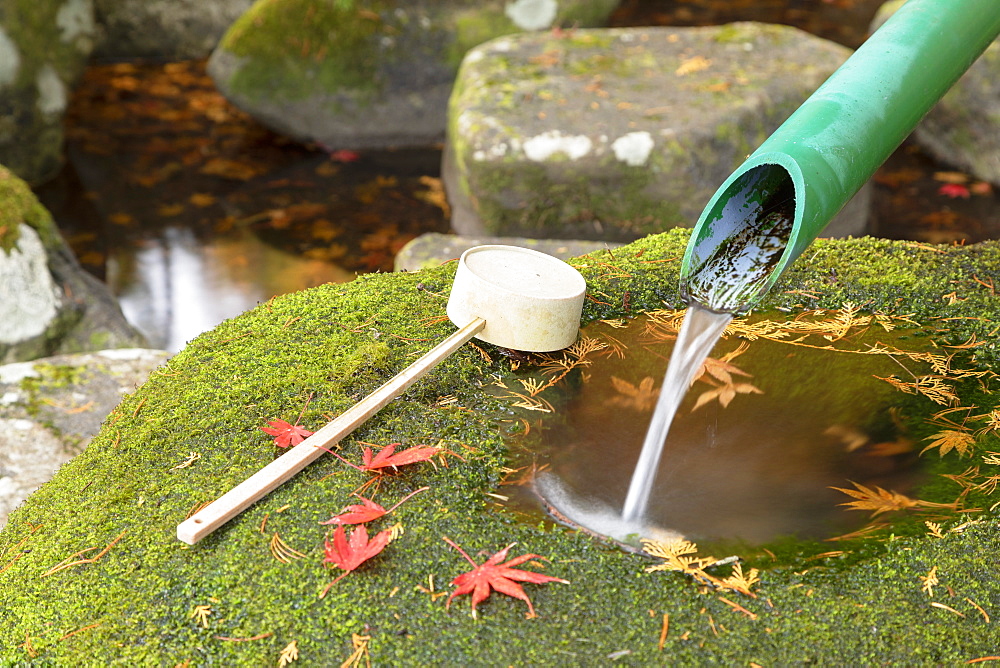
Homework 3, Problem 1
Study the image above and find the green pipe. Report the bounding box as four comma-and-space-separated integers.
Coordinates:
679, 0, 1000, 313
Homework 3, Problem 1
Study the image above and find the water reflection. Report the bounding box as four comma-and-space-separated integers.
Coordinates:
107, 226, 354, 351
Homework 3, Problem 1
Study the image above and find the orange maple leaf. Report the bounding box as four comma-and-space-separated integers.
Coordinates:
443, 537, 568, 619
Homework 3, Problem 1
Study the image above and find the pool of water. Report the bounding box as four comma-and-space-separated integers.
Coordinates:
500, 309, 936, 545
32, 1, 1000, 352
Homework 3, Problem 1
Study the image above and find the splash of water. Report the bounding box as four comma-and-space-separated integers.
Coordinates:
620, 304, 732, 523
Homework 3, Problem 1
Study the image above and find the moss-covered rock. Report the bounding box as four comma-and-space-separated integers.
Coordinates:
207, 0, 619, 150
444, 24, 873, 242
0, 164, 147, 362
3, 231, 1000, 663
0, 0, 96, 184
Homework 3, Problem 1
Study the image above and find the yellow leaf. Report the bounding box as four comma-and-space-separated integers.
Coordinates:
831, 481, 918, 517
278, 640, 299, 667
921, 430, 976, 458
675, 55, 711, 76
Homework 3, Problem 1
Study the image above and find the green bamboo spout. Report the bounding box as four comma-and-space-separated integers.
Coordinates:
680, 0, 1000, 313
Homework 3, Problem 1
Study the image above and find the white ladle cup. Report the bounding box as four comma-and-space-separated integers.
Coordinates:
177, 245, 586, 544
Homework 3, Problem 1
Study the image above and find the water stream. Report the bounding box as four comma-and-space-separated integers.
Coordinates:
620, 304, 732, 522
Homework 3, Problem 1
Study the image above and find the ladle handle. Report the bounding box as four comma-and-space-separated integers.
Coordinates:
176, 317, 486, 545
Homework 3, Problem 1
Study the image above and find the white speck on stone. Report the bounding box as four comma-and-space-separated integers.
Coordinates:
504, 0, 557, 31
56, 0, 95, 44
97, 348, 159, 361
489, 38, 514, 53
1, 392, 21, 405
464, 48, 484, 65
523, 131, 593, 162
10, 419, 33, 431
612, 131, 655, 166
620, 33, 636, 43
36, 65, 67, 115
0, 27, 20, 87
0, 226, 60, 344
0, 363, 39, 385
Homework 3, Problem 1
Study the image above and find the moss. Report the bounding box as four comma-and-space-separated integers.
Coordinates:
219, 0, 388, 103
4, 233, 1000, 663
0, 165, 66, 252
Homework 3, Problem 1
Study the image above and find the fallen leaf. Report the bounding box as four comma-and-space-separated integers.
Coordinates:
933, 171, 969, 184
278, 640, 299, 667
443, 537, 568, 618
675, 55, 711, 77
261, 419, 314, 448
320, 525, 393, 596
320, 487, 428, 525
937, 183, 970, 199
921, 429, 976, 458
359, 443, 441, 471
830, 481, 918, 517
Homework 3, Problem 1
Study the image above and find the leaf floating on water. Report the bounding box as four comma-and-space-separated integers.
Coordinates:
608, 376, 659, 411
830, 481, 918, 517
692, 381, 763, 411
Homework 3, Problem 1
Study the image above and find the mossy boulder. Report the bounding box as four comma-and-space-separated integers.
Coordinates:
207, 0, 620, 150
444, 23, 873, 242
3, 231, 1000, 663
0, 164, 146, 362
0, 0, 96, 184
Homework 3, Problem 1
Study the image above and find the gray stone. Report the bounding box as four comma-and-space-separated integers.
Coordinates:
444, 24, 872, 242
207, 0, 620, 150
912, 42, 1000, 186
871, 1, 1000, 186
0, 0, 96, 184
0, 348, 170, 528
93, 0, 255, 60
0, 165, 147, 363
394, 231, 622, 271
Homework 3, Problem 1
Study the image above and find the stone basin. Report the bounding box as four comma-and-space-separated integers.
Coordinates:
2, 231, 1000, 663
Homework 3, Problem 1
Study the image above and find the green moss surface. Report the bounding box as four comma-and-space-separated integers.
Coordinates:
3, 232, 1000, 664
0, 165, 62, 253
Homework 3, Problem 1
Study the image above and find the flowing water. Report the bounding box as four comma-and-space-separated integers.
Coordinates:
620, 304, 732, 522
516, 310, 929, 546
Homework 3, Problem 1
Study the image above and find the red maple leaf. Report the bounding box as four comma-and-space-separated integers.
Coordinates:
320, 487, 428, 526
938, 182, 970, 199
328, 149, 361, 162
260, 419, 314, 448
443, 536, 568, 618
361, 443, 440, 470
319, 525, 393, 598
